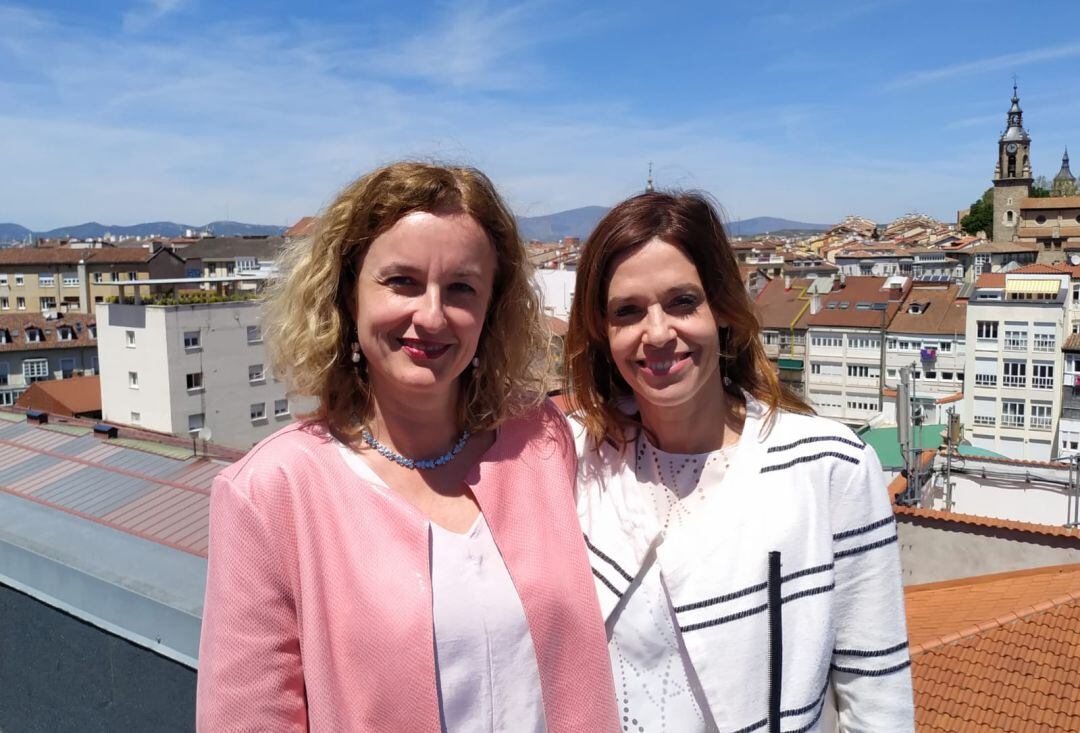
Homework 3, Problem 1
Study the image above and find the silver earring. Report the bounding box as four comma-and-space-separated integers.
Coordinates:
351, 343, 361, 364
472, 356, 480, 368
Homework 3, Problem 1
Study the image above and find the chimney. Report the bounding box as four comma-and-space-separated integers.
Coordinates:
810, 293, 822, 315
784, 274, 792, 291
838, 272, 846, 287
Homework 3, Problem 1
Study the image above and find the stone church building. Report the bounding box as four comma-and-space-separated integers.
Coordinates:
990, 86, 1080, 260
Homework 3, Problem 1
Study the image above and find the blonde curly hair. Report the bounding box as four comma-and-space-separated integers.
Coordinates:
263, 161, 547, 440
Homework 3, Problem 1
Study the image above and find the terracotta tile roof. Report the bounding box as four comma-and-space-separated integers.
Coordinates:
284, 216, 317, 238
544, 315, 568, 337
1063, 333, 1080, 352
0, 313, 95, 353
14, 375, 101, 416
934, 391, 963, 404
754, 277, 814, 330
0, 247, 152, 266
906, 564, 1080, 732
1019, 195, 1080, 210
888, 284, 966, 335
805, 276, 903, 328
974, 273, 1005, 288
1010, 263, 1072, 275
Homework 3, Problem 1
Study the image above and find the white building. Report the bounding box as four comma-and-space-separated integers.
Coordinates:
803, 275, 909, 425
533, 268, 577, 321
98, 299, 291, 449
882, 283, 967, 425
961, 266, 1069, 461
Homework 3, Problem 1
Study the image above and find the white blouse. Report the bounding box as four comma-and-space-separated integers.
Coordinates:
607, 437, 738, 733
337, 443, 546, 733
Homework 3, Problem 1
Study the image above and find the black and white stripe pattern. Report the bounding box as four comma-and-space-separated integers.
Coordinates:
676, 560, 834, 634
584, 534, 634, 599
832, 515, 898, 562
760, 435, 865, 475
831, 640, 911, 677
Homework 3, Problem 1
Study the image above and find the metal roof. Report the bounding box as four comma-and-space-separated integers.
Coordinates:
0, 418, 226, 557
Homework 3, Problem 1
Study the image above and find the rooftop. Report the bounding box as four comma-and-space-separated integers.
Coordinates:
1019, 195, 1080, 210
805, 276, 904, 329
907, 564, 1080, 732
754, 277, 814, 330
15, 375, 101, 416
888, 284, 966, 335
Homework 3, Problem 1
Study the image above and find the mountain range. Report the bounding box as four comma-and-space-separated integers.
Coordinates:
1, 210, 829, 244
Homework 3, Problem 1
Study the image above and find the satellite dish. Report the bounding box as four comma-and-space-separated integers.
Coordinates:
1070, 254, 1080, 266
198, 426, 213, 442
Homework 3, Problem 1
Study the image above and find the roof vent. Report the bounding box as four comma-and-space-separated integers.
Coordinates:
26, 410, 48, 424
93, 423, 118, 439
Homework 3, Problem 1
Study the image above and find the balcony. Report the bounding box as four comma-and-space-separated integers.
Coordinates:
1033, 376, 1054, 390
1031, 416, 1053, 431
1002, 375, 1026, 389
1003, 337, 1028, 352
1033, 336, 1056, 353
1001, 414, 1025, 429
972, 415, 996, 427
974, 375, 997, 388
1061, 384, 1080, 419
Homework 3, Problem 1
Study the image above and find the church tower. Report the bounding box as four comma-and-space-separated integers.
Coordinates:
1052, 148, 1078, 196
992, 84, 1032, 242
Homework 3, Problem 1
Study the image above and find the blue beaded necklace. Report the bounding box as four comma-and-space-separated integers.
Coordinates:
360, 428, 471, 470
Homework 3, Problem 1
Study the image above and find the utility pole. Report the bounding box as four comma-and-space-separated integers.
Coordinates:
945, 407, 960, 512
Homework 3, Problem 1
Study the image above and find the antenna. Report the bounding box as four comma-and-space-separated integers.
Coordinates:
646, 162, 655, 193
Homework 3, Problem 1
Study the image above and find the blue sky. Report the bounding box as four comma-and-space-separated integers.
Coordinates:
2, 0, 1079, 230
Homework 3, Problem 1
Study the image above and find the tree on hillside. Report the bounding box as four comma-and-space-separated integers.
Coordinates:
961, 188, 993, 239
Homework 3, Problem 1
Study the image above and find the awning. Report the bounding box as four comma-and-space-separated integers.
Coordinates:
778, 358, 804, 371
1005, 278, 1060, 294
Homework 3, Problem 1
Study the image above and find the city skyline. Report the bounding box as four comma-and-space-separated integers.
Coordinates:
2, 0, 1079, 230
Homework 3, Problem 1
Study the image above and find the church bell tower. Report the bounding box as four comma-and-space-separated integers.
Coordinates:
992, 84, 1032, 243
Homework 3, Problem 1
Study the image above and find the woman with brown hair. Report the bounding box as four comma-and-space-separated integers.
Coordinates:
567, 191, 913, 732
196, 162, 618, 732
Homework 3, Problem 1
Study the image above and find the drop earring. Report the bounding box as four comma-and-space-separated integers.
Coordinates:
351, 342, 361, 364
472, 356, 480, 368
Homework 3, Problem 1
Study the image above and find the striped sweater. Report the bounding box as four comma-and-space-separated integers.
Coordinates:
575, 395, 915, 733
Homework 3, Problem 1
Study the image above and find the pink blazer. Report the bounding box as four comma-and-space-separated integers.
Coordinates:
196, 400, 619, 732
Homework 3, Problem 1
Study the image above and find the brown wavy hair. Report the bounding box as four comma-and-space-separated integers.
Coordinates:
565, 190, 812, 449
263, 161, 547, 440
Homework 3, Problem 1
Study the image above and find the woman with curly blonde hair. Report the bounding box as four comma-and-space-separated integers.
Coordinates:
197, 162, 618, 732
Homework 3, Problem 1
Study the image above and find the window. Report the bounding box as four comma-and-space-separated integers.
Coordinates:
924, 371, 937, 380
1003, 329, 1027, 351
92, 272, 103, 283
249, 364, 265, 383
1001, 400, 1025, 429
125, 330, 135, 347
274, 399, 289, 417
0, 363, 8, 385
847, 400, 877, 412
59, 358, 75, 378
973, 397, 996, 427
16, 297, 25, 310
0, 274, 6, 285
250, 402, 266, 421
186, 372, 203, 391
1032, 362, 1054, 390
128, 371, 139, 389
131, 411, 141, 424
847, 365, 878, 378
58, 327, 74, 341
1035, 214, 1047, 225
23, 358, 49, 383
183, 330, 200, 349
1033, 332, 1056, 353
38, 274, 53, 287
0, 297, 7, 310
810, 363, 821, 375
974, 358, 997, 387
763, 332, 778, 345
938, 341, 952, 353
246, 325, 262, 343
810, 334, 842, 348
89, 325, 97, 339
39, 296, 56, 311
188, 413, 204, 434
977, 321, 998, 342
90, 356, 99, 374
1031, 402, 1053, 431
848, 337, 880, 350
110, 272, 120, 282
25, 328, 42, 343
941, 371, 954, 381
1002, 360, 1026, 388
127, 271, 137, 281
62, 273, 79, 287
14, 274, 24, 286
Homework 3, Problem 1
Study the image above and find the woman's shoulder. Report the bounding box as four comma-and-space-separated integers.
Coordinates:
763, 408, 866, 447
217, 420, 341, 497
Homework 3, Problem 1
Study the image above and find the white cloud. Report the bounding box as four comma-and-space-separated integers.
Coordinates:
122, 0, 189, 32
886, 43, 1080, 90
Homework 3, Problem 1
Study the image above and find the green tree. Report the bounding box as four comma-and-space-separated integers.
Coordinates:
1031, 176, 1052, 198
961, 188, 993, 238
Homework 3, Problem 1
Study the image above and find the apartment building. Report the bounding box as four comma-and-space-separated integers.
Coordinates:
803, 275, 908, 424
0, 313, 98, 406
175, 236, 284, 288
961, 266, 1069, 461
882, 283, 967, 425
0, 247, 186, 315
756, 276, 818, 397
98, 299, 291, 449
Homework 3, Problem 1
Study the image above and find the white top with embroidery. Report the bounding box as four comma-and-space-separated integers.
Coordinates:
607, 437, 737, 733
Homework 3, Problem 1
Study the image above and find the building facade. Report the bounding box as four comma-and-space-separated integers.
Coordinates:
98, 300, 291, 449
0, 313, 98, 406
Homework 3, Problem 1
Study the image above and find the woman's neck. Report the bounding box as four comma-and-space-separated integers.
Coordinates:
366, 384, 464, 458
637, 382, 742, 454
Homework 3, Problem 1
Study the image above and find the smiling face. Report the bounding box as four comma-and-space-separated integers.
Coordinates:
605, 237, 726, 414
351, 210, 496, 407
